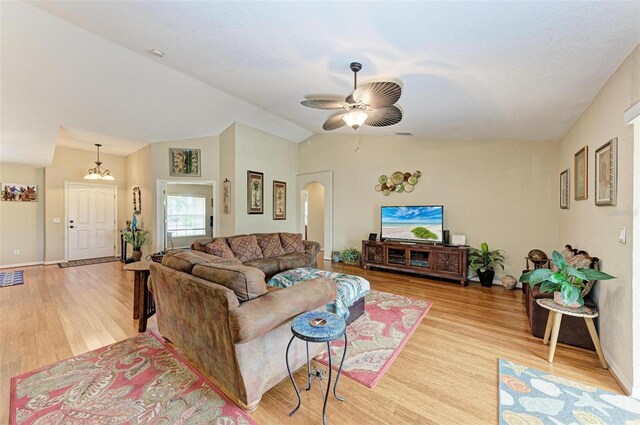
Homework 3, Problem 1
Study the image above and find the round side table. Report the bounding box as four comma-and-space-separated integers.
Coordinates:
286, 311, 347, 425
536, 298, 608, 369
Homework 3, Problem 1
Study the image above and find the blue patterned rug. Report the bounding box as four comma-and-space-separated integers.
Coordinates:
0, 270, 24, 287
499, 359, 640, 423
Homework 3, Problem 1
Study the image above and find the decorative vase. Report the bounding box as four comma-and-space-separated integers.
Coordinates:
132, 250, 143, 262
477, 269, 495, 287
553, 291, 580, 308
332, 252, 341, 262
501, 275, 517, 290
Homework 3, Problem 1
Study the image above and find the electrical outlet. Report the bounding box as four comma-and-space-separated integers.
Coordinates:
13, 250, 20, 256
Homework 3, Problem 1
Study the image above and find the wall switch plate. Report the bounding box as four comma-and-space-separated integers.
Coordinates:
13, 250, 20, 256
619, 226, 627, 244
53, 218, 61, 223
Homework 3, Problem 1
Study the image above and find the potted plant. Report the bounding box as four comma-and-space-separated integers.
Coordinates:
468, 242, 504, 287
339, 248, 361, 265
520, 251, 615, 307
122, 228, 150, 261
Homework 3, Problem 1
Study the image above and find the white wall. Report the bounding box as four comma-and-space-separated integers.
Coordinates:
298, 134, 560, 278
306, 182, 325, 249
557, 45, 639, 391
219, 124, 236, 236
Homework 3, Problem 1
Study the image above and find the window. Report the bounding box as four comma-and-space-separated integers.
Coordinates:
167, 195, 206, 237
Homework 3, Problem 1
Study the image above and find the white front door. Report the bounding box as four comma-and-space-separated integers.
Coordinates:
68, 184, 116, 260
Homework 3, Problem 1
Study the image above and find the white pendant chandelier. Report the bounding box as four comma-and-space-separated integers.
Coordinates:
84, 144, 115, 181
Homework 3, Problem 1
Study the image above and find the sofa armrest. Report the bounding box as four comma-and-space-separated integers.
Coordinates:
304, 240, 321, 266
229, 277, 336, 344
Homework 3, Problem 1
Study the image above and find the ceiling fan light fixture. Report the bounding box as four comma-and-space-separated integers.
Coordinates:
343, 109, 368, 130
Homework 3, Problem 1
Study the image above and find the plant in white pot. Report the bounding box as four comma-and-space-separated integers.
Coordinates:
122, 228, 150, 262
519, 251, 615, 307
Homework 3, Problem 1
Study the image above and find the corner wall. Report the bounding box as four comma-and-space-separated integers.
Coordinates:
557, 45, 639, 390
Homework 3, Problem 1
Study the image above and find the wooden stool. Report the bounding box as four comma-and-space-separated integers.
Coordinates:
536, 298, 607, 369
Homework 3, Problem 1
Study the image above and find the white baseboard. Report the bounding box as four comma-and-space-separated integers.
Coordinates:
44, 260, 65, 265
467, 275, 522, 288
602, 348, 633, 395
0, 261, 43, 269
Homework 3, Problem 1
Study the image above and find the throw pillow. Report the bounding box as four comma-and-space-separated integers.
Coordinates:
567, 254, 592, 270
228, 235, 264, 262
205, 238, 235, 259
256, 233, 286, 258
279, 233, 305, 254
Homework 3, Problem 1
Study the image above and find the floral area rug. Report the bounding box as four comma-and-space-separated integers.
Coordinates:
317, 290, 432, 388
10, 332, 257, 425
499, 358, 640, 424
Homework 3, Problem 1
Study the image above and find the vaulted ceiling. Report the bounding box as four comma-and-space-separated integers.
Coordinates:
2, 1, 639, 166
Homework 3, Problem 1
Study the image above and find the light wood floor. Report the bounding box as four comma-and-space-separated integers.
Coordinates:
0, 260, 622, 424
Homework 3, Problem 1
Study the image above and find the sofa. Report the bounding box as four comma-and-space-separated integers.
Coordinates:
149, 249, 337, 411
522, 245, 599, 350
191, 232, 321, 278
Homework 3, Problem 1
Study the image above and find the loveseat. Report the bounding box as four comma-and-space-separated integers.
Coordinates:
149, 249, 336, 411
191, 232, 320, 278
522, 245, 599, 350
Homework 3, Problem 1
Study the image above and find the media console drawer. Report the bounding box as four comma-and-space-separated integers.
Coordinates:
361, 240, 468, 286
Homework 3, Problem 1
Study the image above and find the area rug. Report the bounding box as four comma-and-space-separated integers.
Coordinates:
317, 290, 432, 388
0, 270, 24, 288
58, 256, 120, 268
499, 358, 640, 424
10, 332, 257, 425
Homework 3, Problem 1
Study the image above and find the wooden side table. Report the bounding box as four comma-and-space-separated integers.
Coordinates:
123, 260, 155, 332
536, 298, 608, 369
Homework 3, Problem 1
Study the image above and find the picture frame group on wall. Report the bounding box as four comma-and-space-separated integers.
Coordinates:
247, 170, 264, 214
169, 148, 201, 177
595, 137, 617, 206
559, 169, 570, 209
273, 180, 287, 220
573, 146, 588, 201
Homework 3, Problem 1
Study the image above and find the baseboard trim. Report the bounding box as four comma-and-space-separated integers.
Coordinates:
44, 260, 65, 265
602, 348, 632, 395
0, 261, 43, 269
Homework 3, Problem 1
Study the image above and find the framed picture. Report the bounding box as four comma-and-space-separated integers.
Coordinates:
132, 186, 141, 214
595, 138, 617, 206
223, 179, 231, 215
1, 183, 37, 202
169, 148, 201, 177
273, 180, 287, 220
247, 171, 264, 214
574, 146, 588, 201
560, 169, 570, 209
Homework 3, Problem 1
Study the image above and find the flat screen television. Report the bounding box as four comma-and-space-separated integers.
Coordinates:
381, 205, 444, 243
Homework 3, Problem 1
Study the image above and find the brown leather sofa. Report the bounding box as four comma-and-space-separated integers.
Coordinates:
191, 232, 320, 278
522, 245, 599, 350
149, 250, 336, 411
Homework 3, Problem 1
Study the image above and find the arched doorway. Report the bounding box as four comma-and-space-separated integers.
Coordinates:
297, 171, 333, 260
302, 182, 325, 255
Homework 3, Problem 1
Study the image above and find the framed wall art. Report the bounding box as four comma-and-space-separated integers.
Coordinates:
132, 186, 141, 214
595, 137, 617, 206
273, 180, 286, 220
247, 171, 264, 214
169, 148, 201, 177
574, 146, 588, 201
223, 179, 231, 214
1, 183, 37, 202
560, 169, 570, 209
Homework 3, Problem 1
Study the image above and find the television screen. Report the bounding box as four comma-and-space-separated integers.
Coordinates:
381, 205, 444, 243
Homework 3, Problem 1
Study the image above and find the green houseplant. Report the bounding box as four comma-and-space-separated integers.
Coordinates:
468, 242, 504, 287
122, 228, 150, 261
520, 250, 615, 307
339, 248, 361, 265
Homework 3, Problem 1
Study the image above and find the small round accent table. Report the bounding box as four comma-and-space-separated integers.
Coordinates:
536, 298, 608, 369
286, 311, 347, 425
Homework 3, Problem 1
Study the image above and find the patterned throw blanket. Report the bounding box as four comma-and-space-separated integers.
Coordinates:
268, 267, 370, 319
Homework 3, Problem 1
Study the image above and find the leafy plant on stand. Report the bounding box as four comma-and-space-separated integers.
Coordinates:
339, 248, 361, 265
122, 228, 150, 261
519, 251, 615, 307
468, 242, 505, 287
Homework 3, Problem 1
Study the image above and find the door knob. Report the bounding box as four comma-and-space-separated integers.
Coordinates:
70, 220, 74, 223
69, 225, 75, 229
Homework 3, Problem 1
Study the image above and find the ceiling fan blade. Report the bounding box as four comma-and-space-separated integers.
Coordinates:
353, 81, 402, 109
301, 99, 349, 110
364, 105, 403, 127
322, 112, 347, 131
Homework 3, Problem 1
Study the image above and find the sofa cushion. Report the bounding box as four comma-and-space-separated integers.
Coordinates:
277, 253, 311, 271
279, 233, 305, 254
192, 263, 267, 302
228, 235, 264, 262
189, 250, 242, 266
191, 237, 214, 252
244, 258, 280, 277
205, 238, 236, 259
161, 250, 210, 274
256, 233, 286, 258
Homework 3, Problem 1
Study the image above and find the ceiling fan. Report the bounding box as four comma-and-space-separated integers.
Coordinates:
301, 62, 403, 131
